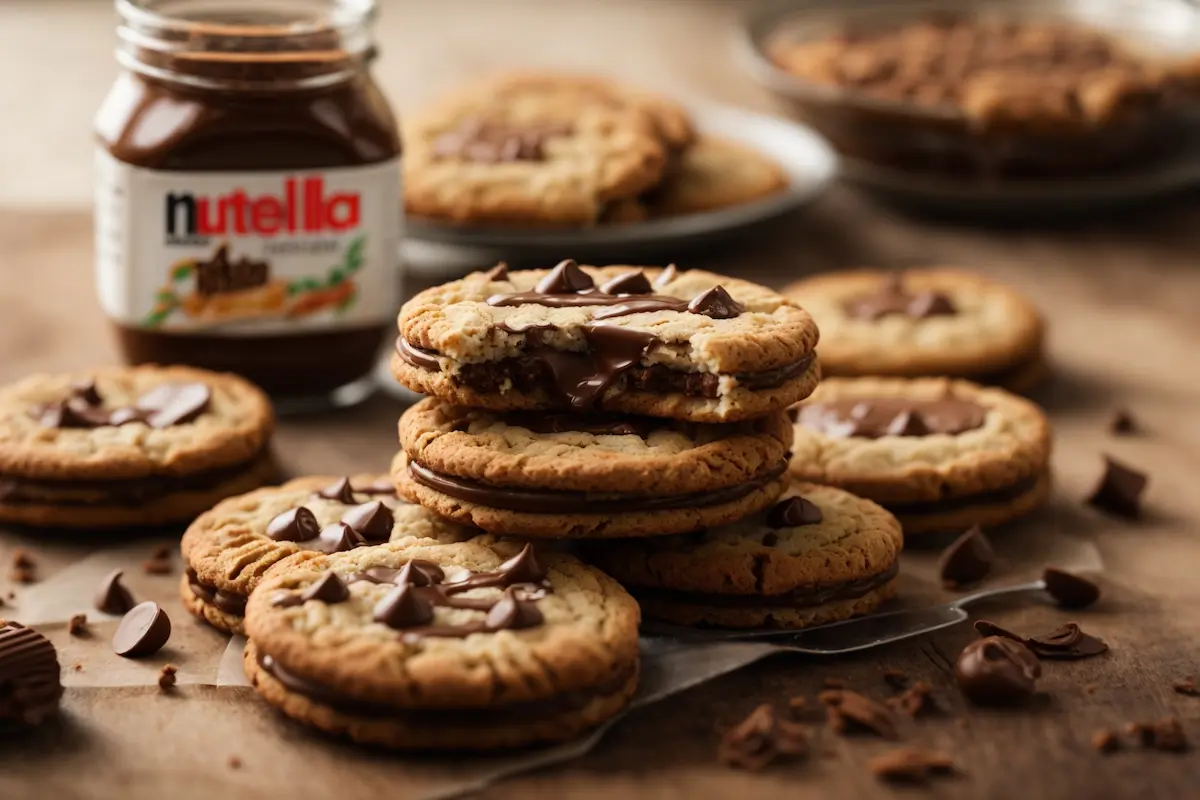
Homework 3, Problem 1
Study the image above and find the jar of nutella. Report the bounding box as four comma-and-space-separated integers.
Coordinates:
95, 0, 401, 408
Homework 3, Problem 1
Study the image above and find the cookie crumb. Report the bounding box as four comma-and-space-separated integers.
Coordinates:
10, 549, 35, 569
787, 696, 806, 717
1093, 729, 1121, 753
1173, 676, 1199, 697
717, 704, 809, 771
1085, 683, 1099, 695
823, 678, 846, 689
881, 667, 908, 690
142, 559, 172, 575
158, 664, 178, 691
1127, 717, 1188, 752
821, 690, 899, 739
72, 663, 83, 671
227, 756, 242, 770
870, 747, 955, 783
1110, 408, 1138, 435
886, 681, 935, 717
67, 614, 88, 636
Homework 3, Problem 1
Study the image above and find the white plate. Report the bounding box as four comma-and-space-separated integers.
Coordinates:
401, 104, 837, 266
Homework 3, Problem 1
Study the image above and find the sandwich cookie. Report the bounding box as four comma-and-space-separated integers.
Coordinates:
0, 366, 275, 528
789, 377, 1052, 537
243, 539, 640, 750
783, 269, 1045, 392
395, 397, 793, 538
181, 475, 476, 634
392, 262, 820, 423
588, 482, 902, 628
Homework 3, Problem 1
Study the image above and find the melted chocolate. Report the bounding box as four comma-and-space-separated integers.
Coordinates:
632, 562, 899, 609
844, 274, 958, 321
31, 382, 211, 430
431, 118, 572, 163
797, 395, 988, 439
185, 569, 248, 616
406, 458, 787, 514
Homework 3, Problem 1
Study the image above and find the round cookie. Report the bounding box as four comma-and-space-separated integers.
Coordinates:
588, 482, 902, 628
783, 269, 1045, 392
646, 136, 788, 217
395, 398, 793, 538
0, 366, 275, 528
243, 539, 640, 750
181, 475, 477, 634
392, 262, 821, 423
404, 74, 670, 228
789, 377, 1052, 537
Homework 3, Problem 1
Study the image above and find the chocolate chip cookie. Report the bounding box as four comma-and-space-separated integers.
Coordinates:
0, 366, 276, 528
181, 474, 477, 634
395, 397, 792, 538
784, 269, 1045, 392
588, 482, 902, 628
392, 262, 820, 423
790, 377, 1052, 537
243, 539, 640, 750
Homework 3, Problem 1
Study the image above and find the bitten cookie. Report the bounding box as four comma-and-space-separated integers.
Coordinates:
395, 398, 793, 538
243, 539, 640, 750
0, 366, 275, 528
404, 73, 672, 227
392, 261, 820, 423
783, 269, 1045, 392
588, 482, 902, 628
181, 475, 477, 634
789, 377, 1052, 537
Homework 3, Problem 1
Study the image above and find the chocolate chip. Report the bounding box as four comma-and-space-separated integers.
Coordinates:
316, 477, 357, 504
885, 410, 930, 437
1042, 567, 1100, 608
1127, 717, 1188, 752
0, 622, 62, 726
717, 704, 809, 771
483, 263, 509, 281
352, 566, 404, 585
820, 690, 899, 739
955, 636, 1040, 705
905, 291, 957, 318
938, 525, 994, 588
112, 601, 172, 658
495, 543, 547, 584
869, 747, 955, 783
1092, 729, 1121, 753
1087, 455, 1147, 519
766, 496, 823, 528
1110, 408, 1138, 435
136, 382, 211, 428
314, 522, 366, 554
535, 259, 594, 294
484, 587, 544, 630
158, 664, 178, 691
67, 614, 88, 636
396, 559, 445, 588
94, 569, 137, 615
687, 285, 745, 319
142, 558, 172, 575
266, 507, 321, 542
300, 572, 350, 604
1173, 676, 1199, 696
71, 380, 103, 406
11, 550, 34, 569
600, 270, 653, 296
10, 566, 36, 584
373, 583, 434, 629
654, 264, 678, 287
886, 681, 935, 717
340, 500, 394, 542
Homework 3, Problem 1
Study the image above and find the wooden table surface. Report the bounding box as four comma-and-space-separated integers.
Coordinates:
3, 2, 1200, 799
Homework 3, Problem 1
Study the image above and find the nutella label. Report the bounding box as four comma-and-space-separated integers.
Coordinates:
94, 151, 401, 335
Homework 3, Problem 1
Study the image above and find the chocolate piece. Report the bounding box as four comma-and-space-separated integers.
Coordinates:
1128, 718, 1188, 752
483, 263, 509, 281
687, 285, 744, 319
955, 636, 1040, 705
313, 522, 366, 554
974, 620, 1108, 660
301, 572, 350, 604
717, 704, 809, 771
1110, 408, 1138, 435
142, 557, 172, 575
265, 507, 321, 542
484, 587, 544, 630
95, 569, 137, 615
395, 337, 442, 371
766, 496, 823, 528
1173, 676, 1199, 697
71, 379, 104, 406
316, 477, 357, 504
28, 380, 211, 430
373, 584, 435, 629
536, 260, 594, 294
655, 264, 678, 286
797, 395, 988, 439
869, 747, 955, 783
137, 382, 211, 428
158, 664, 178, 690
0, 622, 63, 725
886, 681, 934, 717
1093, 729, 1121, 753
432, 118, 571, 163
938, 525, 994, 588
599, 271, 653, 296
819, 690, 899, 739
844, 273, 957, 321
340, 500, 394, 542
493, 543, 547, 585
906, 291, 957, 319
881, 667, 908, 690
1042, 567, 1101, 609
228, 756, 243, 770
11, 550, 34, 569
112, 601, 172, 658
395, 560, 445, 588
68, 614, 88, 636
1087, 455, 1147, 519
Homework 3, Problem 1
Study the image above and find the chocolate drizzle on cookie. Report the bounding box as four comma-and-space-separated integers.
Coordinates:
844, 272, 958, 321
796, 394, 988, 439
31, 380, 211, 429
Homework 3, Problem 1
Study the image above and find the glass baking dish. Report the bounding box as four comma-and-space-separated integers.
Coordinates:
740, 0, 1200, 181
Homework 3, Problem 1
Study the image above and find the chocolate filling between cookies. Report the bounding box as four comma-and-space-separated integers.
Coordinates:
406, 458, 788, 514
185, 569, 248, 616
633, 561, 900, 610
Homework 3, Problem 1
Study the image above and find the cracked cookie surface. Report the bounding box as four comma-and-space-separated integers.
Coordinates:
243, 538, 640, 749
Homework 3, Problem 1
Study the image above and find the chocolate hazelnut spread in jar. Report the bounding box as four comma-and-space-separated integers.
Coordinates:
95, 0, 401, 408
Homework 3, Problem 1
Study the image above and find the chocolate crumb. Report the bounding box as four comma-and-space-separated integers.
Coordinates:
10, 566, 36, 584
1110, 408, 1138, 435
1093, 729, 1121, 753
787, 696, 806, 717
1173, 676, 1199, 697
824, 677, 846, 689
718, 704, 809, 770
158, 664, 178, 690
886, 681, 935, 717
821, 690, 899, 739
67, 614, 88, 636
142, 559, 172, 575
870, 747, 955, 783
11, 549, 35, 569
150, 545, 171, 560
1085, 683, 1099, 695
72, 663, 83, 672
1127, 717, 1188, 752
228, 756, 243, 770
882, 667, 908, 690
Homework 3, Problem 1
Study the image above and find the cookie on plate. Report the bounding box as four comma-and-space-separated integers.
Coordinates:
243, 539, 640, 750
0, 366, 275, 528
404, 73, 673, 227
783, 269, 1045, 392
646, 136, 788, 217
395, 398, 793, 538
392, 261, 820, 423
588, 482, 902, 628
789, 377, 1052, 537
181, 475, 477, 634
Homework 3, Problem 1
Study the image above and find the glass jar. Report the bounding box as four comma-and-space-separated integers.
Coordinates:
94, 0, 402, 409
